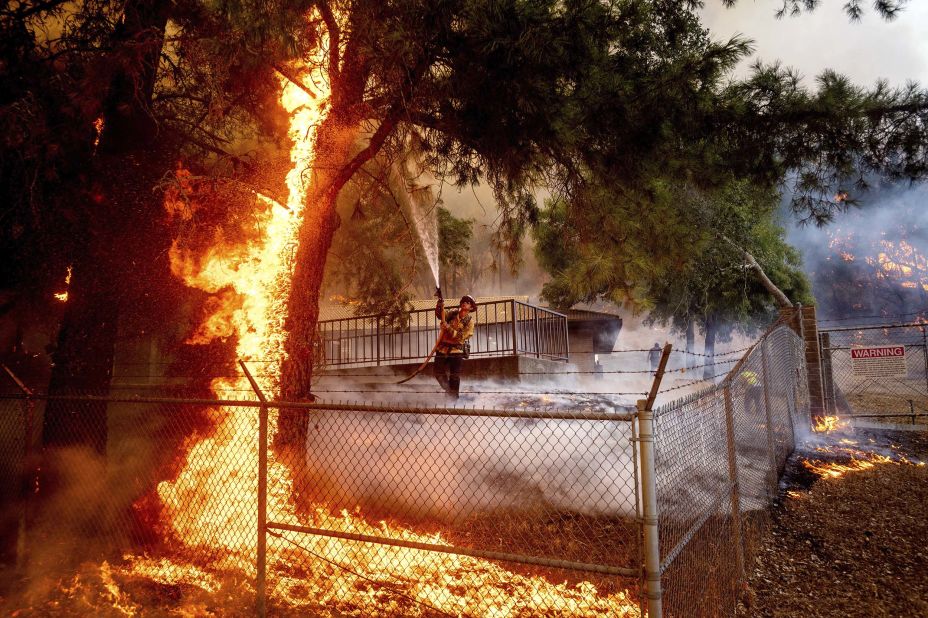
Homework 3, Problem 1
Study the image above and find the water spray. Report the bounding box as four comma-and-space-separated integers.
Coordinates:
398, 283, 446, 385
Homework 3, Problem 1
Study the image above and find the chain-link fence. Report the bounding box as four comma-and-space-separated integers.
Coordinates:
653, 324, 810, 617
0, 322, 810, 617
820, 323, 928, 424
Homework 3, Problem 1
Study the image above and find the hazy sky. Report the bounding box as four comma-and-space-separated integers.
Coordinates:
700, 1, 928, 86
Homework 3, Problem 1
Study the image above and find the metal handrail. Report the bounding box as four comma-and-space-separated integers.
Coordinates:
315, 299, 568, 368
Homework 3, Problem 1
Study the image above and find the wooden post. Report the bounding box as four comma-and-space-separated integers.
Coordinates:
780, 304, 827, 424
240, 361, 268, 618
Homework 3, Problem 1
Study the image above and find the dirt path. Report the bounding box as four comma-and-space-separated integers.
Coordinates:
738, 428, 928, 617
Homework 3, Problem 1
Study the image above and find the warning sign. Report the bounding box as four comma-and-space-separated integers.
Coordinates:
850, 345, 907, 378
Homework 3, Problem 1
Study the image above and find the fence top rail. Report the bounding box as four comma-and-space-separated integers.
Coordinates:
819, 321, 927, 334
512, 300, 568, 320
0, 393, 635, 422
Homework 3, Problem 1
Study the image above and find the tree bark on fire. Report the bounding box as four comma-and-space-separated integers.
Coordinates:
276, 36, 428, 450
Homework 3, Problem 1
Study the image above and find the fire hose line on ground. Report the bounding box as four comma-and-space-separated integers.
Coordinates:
266, 529, 458, 618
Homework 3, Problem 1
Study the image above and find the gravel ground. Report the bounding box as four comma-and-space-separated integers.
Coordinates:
737, 427, 928, 617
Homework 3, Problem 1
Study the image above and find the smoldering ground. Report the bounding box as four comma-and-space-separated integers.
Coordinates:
0, 400, 244, 613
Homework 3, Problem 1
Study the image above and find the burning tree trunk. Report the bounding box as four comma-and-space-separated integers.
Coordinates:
276, 107, 376, 449
276, 43, 428, 448
41, 0, 169, 490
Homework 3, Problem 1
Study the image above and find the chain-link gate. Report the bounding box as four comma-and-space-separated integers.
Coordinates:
820, 323, 928, 424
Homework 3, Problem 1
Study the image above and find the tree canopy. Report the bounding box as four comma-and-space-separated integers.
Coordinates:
1, 0, 926, 400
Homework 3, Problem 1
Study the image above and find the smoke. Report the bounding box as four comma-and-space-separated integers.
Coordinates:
303, 408, 638, 522
304, 328, 757, 525
0, 401, 198, 610
784, 183, 928, 321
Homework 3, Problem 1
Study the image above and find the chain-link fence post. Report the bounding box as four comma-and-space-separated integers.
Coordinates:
636, 399, 663, 618
819, 331, 836, 415
240, 361, 268, 618
722, 386, 745, 580
759, 340, 778, 488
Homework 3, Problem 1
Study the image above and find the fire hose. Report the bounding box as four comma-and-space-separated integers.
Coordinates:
397, 286, 444, 385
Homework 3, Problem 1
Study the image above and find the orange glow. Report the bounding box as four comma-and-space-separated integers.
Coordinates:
803, 444, 925, 480
826, 229, 928, 300
812, 415, 848, 433
54, 265, 72, 302
93, 116, 104, 149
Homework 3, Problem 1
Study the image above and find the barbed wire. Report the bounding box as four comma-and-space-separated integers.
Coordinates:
104, 345, 756, 365
656, 371, 730, 395
104, 358, 739, 381
673, 345, 754, 358
817, 309, 928, 324
309, 389, 649, 396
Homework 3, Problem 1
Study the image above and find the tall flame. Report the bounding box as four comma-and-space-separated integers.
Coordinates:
154, 58, 327, 569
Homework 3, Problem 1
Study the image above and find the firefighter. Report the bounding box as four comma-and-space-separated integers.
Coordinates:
741, 369, 764, 417
434, 294, 477, 398
648, 342, 662, 375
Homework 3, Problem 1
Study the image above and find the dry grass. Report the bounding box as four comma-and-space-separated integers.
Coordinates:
737, 429, 928, 617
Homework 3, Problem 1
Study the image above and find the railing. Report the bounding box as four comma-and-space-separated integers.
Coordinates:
316, 299, 569, 368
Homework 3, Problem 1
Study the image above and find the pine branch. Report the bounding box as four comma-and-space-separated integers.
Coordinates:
720, 234, 793, 308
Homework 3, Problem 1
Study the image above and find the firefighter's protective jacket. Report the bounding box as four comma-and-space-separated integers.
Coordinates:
437, 309, 475, 355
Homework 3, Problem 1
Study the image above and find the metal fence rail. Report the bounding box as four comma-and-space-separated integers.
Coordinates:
316, 299, 569, 368
0, 389, 643, 616
819, 322, 928, 419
